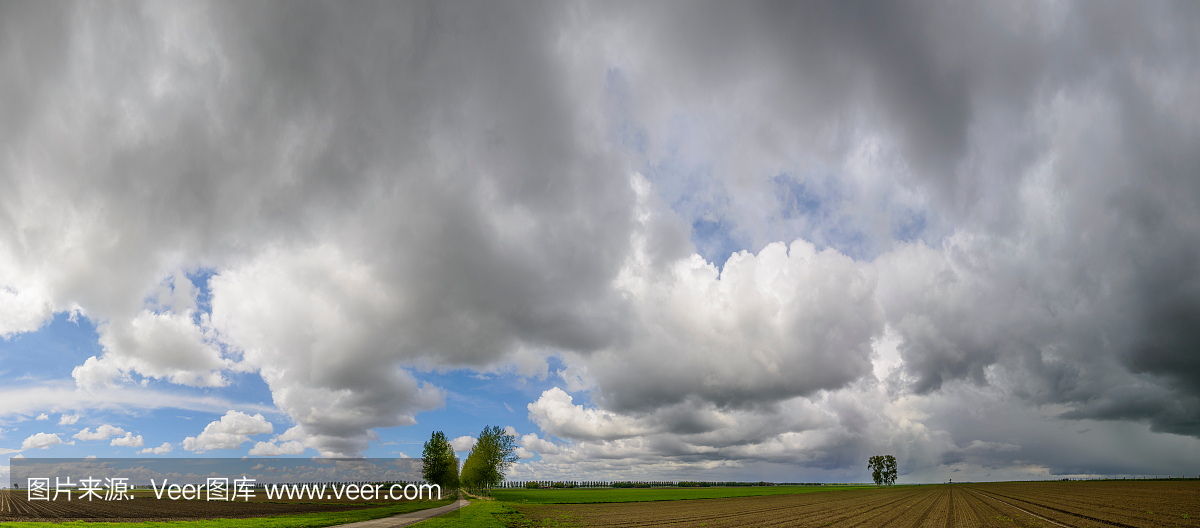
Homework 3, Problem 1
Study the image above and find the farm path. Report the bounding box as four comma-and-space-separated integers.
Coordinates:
329, 490, 469, 528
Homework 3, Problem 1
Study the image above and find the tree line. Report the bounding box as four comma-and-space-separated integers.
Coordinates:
516, 480, 773, 488
422, 425, 519, 497
425, 431, 901, 491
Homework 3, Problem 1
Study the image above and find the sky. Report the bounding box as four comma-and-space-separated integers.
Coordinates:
2, 0, 1200, 485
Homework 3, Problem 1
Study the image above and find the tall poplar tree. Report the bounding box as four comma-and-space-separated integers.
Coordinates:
458, 425, 520, 496
422, 431, 459, 490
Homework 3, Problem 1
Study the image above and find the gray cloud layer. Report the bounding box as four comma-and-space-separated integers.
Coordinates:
1, 1, 1198, 476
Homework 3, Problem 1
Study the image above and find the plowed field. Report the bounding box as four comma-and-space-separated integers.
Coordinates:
513, 481, 1200, 527
0, 489, 443, 521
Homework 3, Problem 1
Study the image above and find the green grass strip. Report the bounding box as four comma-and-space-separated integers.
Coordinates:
408, 500, 514, 528
490, 485, 873, 504
0, 499, 455, 528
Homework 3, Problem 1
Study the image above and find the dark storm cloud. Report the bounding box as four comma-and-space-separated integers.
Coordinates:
2, 0, 647, 454
196, 0, 650, 454
14, 0, 635, 353
632, 0, 1200, 431
596, 1, 1066, 213
524, 0, 1200, 474
3, 0, 1200, 472
0, 2, 71, 148
893, 0, 1200, 437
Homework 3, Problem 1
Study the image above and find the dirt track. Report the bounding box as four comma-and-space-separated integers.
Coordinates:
514, 481, 1200, 527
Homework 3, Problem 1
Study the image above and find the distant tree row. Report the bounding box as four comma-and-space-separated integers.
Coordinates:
513, 481, 614, 488
677, 481, 775, 487
426, 433, 902, 492
504, 480, 778, 488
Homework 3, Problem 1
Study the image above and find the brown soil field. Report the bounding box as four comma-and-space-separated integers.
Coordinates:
513, 481, 1200, 527
0, 489, 431, 521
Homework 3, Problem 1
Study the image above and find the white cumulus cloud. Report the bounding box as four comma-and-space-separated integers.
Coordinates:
449, 436, 477, 452
138, 442, 173, 455
182, 411, 273, 452
528, 388, 657, 441
22, 432, 63, 450
111, 432, 144, 447
248, 440, 306, 456
74, 309, 229, 390
520, 433, 562, 455
74, 424, 128, 441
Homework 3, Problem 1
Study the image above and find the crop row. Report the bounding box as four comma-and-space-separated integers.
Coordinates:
512, 481, 1200, 527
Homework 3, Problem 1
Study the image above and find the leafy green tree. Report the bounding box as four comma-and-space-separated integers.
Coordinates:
460, 444, 483, 492
479, 425, 520, 491
868, 455, 898, 486
421, 431, 459, 490
458, 425, 520, 496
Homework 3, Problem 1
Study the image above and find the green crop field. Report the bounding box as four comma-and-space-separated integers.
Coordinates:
406, 500, 516, 528
489, 485, 871, 504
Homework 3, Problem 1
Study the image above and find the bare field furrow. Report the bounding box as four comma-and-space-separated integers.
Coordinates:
863, 486, 936, 527
533, 498, 807, 527
978, 488, 1119, 527
956, 486, 992, 527
897, 486, 946, 527
960, 487, 1043, 528
973, 487, 1200, 528
963, 487, 1080, 528
516, 486, 949, 528
800, 487, 934, 527
973, 482, 1200, 521
976, 484, 1200, 528
698, 487, 922, 527
515, 481, 1199, 528
796, 487, 943, 527
981, 489, 1137, 525
841, 487, 941, 527
539, 488, 804, 527
946, 486, 956, 528
566, 488, 921, 528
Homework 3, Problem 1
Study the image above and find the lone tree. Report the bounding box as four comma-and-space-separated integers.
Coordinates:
868, 455, 898, 486
459, 425, 519, 496
422, 430, 460, 491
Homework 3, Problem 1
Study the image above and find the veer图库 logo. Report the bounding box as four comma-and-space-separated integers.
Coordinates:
11, 458, 440, 503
